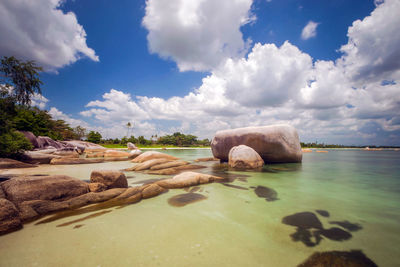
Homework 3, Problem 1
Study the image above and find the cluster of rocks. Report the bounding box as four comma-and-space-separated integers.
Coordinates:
123, 151, 206, 175
1, 131, 144, 167
0, 168, 223, 235
210, 124, 302, 169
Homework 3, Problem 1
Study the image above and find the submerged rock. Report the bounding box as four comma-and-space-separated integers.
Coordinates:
211, 124, 302, 163
168, 193, 207, 207
131, 151, 178, 163
228, 145, 264, 169
1, 175, 89, 204
254, 185, 278, 201
0, 158, 37, 169
298, 250, 378, 267
0, 199, 22, 235
90, 170, 128, 189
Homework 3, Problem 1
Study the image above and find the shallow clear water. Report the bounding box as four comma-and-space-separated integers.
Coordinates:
1, 149, 399, 266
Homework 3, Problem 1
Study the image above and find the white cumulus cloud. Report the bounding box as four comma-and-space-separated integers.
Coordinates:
0, 0, 98, 70
142, 0, 254, 71
301, 21, 319, 40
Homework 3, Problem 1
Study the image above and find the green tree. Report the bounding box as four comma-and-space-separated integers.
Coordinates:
87, 131, 102, 144
0, 56, 43, 106
73, 126, 87, 140
0, 56, 43, 157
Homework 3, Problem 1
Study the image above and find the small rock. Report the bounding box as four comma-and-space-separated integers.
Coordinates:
88, 183, 107, 192
127, 142, 138, 150
90, 170, 128, 189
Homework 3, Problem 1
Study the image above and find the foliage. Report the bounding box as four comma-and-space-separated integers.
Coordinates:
99, 132, 211, 147
73, 126, 87, 140
0, 56, 43, 106
12, 106, 76, 140
87, 131, 102, 144
0, 130, 33, 158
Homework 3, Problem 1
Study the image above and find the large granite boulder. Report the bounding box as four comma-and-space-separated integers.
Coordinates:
90, 170, 128, 189
132, 151, 178, 163
228, 145, 264, 169
0, 175, 89, 203
0, 199, 22, 235
0, 158, 37, 169
211, 124, 302, 163
37, 136, 64, 149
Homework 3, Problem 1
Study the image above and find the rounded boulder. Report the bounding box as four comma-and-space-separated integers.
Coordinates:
228, 145, 264, 169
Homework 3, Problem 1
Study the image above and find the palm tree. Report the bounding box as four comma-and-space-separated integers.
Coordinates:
126, 122, 132, 137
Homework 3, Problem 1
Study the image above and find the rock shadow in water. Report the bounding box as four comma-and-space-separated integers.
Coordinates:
254, 186, 278, 201
282, 211, 356, 247
168, 193, 207, 207
298, 250, 378, 267
329, 220, 363, 232
221, 183, 248, 190
315, 209, 330, 217
57, 210, 112, 227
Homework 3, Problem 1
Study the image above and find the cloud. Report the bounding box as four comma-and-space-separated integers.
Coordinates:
49, 107, 89, 128
301, 21, 319, 40
80, 0, 400, 145
338, 0, 400, 82
0, 0, 98, 70
142, 0, 254, 71
31, 94, 49, 109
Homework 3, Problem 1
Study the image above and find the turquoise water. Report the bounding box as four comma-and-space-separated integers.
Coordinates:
0, 149, 399, 266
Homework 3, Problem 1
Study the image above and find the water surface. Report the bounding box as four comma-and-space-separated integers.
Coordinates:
0, 149, 399, 266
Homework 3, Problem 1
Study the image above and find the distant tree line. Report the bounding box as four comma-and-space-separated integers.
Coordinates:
95, 131, 211, 147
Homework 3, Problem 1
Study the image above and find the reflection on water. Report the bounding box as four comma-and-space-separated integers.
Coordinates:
0, 149, 399, 266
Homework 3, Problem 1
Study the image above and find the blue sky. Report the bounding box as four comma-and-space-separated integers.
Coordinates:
1, 0, 399, 145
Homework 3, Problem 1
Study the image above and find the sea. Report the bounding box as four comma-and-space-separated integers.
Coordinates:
0, 149, 399, 266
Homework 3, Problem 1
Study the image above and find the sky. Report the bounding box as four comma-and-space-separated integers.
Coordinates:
1, 0, 400, 145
